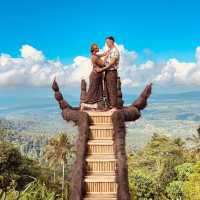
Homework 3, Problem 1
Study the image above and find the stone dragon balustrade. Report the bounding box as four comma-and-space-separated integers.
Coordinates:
52, 78, 152, 200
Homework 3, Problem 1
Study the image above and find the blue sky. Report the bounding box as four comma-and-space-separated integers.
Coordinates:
0, 0, 200, 94
1, 0, 200, 141
0, 0, 200, 62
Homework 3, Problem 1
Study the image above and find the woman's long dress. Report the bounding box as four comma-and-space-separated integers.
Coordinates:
83, 55, 104, 104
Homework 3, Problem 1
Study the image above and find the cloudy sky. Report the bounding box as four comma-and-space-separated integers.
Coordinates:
0, 0, 200, 94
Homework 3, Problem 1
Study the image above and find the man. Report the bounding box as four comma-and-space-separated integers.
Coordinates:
100, 36, 120, 111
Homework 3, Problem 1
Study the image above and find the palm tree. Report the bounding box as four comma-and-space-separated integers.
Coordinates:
43, 133, 73, 198
43, 138, 58, 184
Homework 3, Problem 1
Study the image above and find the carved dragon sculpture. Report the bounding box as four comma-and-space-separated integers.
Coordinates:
52, 79, 152, 200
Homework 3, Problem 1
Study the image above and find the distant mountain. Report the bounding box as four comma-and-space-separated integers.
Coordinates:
0, 117, 75, 135
152, 90, 200, 101
124, 90, 200, 104
0, 118, 40, 133
1, 88, 200, 142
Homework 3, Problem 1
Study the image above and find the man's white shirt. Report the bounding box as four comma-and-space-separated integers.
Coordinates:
105, 46, 120, 70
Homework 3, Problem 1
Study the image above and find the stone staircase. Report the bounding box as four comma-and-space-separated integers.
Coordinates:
84, 111, 118, 200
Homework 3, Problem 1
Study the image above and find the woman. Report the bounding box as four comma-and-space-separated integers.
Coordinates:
80, 44, 108, 111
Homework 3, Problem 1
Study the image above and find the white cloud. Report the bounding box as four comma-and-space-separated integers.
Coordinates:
0, 46, 91, 87
153, 54, 199, 87
0, 44, 200, 90
20, 45, 44, 61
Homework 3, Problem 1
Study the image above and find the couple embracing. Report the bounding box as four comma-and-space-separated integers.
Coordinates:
81, 36, 120, 112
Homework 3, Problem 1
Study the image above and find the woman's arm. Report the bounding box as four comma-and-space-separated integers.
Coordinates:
95, 57, 117, 72
96, 50, 110, 58
92, 56, 105, 67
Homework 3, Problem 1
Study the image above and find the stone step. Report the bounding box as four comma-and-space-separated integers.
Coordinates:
87, 140, 114, 154
89, 125, 113, 140
85, 111, 113, 125
84, 174, 117, 182
86, 171, 116, 176
83, 111, 117, 198
84, 193, 117, 200
84, 175, 117, 193
86, 154, 117, 172
86, 154, 116, 161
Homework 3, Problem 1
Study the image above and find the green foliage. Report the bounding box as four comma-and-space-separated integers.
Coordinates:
183, 161, 200, 200
19, 180, 56, 200
1, 126, 200, 200
165, 163, 194, 200
175, 163, 193, 181
133, 133, 185, 174
129, 171, 158, 200
0, 140, 60, 199
42, 133, 74, 199
0, 141, 39, 193
43, 133, 74, 167
0, 141, 22, 173
128, 133, 187, 199
165, 181, 184, 200
0, 128, 75, 200
128, 133, 200, 199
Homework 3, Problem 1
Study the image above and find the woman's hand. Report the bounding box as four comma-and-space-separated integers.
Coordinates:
104, 50, 110, 57
95, 67, 103, 73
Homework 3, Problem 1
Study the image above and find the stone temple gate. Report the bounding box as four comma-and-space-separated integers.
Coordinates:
52, 77, 152, 200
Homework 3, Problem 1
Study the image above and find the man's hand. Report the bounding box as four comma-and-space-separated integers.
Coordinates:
103, 57, 117, 70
